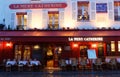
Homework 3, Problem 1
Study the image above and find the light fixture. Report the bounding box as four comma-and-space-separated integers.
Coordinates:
6, 42, 12, 47
91, 44, 97, 48
73, 43, 78, 48
34, 45, 40, 49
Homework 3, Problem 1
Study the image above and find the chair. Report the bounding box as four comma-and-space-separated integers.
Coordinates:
18, 64, 24, 72
71, 58, 78, 70
109, 58, 117, 70
5, 64, 11, 72
5, 59, 11, 72
27, 64, 33, 71
27, 59, 33, 71
94, 58, 103, 71
59, 59, 66, 71
1, 59, 6, 71
79, 58, 87, 70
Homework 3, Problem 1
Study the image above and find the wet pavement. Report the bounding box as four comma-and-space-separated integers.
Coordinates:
0, 70, 120, 77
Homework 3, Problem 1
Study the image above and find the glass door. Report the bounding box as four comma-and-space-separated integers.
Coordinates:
98, 43, 104, 57
80, 45, 88, 57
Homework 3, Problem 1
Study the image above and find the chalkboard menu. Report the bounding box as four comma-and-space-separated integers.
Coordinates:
87, 49, 97, 59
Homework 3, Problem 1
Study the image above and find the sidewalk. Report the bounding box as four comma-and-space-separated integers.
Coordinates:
0, 70, 120, 77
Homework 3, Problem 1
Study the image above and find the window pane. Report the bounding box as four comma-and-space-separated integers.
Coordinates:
111, 41, 115, 52
118, 41, 120, 52
114, 2, 120, 21
77, 2, 89, 21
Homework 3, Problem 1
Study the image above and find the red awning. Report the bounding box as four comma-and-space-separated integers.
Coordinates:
0, 30, 120, 37
16, 12, 27, 15
78, 1, 89, 6
48, 11, 59, 14
0, 30, 120, 42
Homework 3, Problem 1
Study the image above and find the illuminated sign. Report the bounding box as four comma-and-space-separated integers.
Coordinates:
68, 37, 103, 41
96, 3, 107, 13
9, 3, 67, 9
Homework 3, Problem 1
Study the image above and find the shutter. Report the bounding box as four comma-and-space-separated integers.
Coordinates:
59, 9, 64, 28
90, 1, 96, 20
118, 6, 120, 16
27, 11, 32, 29
72, 1, 77, 20
11, 12, 16, 29
42, 10, 48, 29
108, 1, 114, 20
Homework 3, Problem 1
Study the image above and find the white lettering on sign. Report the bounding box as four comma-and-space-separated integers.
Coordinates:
9, 3, 67, 9
74, 37, 83, 41
68, 37, 103, 41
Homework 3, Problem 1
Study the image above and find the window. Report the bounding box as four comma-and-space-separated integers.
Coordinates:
48, 11, 59, 30
15, 45, 31, 60
77, 1, 89, 21
118, 41, 120, 52
111, 41, 115, 52
114, 2, 120, 21
16, 12, 27, 30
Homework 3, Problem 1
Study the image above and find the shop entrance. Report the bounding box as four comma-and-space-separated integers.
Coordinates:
46, 45, 54, 67
79, 42, 105, 58
80, 45, 89, 57
46, 45, 62, 67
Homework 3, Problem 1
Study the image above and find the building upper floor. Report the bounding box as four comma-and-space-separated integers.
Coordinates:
0, 0, 120, 30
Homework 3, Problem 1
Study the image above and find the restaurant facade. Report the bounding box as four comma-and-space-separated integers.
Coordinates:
0, 0, 120, 67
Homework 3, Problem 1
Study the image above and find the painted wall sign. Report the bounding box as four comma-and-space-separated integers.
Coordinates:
68, 37, 103, 41
9, 3, 67, 9
31, 0, 41, 1
96, 3, 107, 13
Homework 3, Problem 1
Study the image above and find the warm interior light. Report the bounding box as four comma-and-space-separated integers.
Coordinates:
34, 45, 40, 49
6, 42, 12, 47
92, 44, 97, 48
73, 43, 79, 48
58, 47, 62, 54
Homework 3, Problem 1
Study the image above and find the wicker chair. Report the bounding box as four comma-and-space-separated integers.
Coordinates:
94, 58, 103, 71
71, 58, 78, 70
59, 59, 66, 70
5, 59, 11, 72
109, 58, 117, 70
79, 58, 87, 70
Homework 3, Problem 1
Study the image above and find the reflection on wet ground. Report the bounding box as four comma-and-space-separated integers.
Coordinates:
0, 70, 120, 77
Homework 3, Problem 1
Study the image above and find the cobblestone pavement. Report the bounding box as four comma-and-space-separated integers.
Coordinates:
0, 70, 120, 77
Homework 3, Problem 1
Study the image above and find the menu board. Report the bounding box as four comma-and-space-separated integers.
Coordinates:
87, 49, 97, 59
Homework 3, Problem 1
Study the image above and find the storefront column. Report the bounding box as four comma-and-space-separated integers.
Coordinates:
104, 43, 107, 56
115, 41, 118, 56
